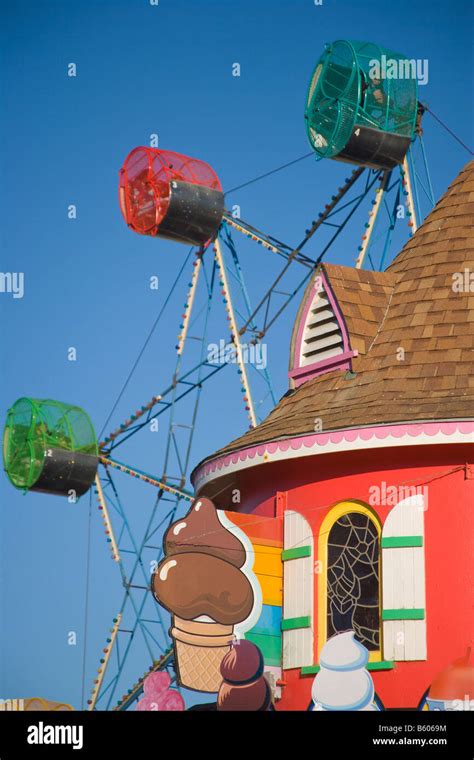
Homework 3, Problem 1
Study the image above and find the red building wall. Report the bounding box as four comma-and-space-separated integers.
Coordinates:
227, 443, 474, 709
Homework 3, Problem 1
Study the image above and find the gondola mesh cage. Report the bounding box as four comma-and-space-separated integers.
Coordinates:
119, 147, 223, 236
305, 40, 418, 159
3, 398, 98, 490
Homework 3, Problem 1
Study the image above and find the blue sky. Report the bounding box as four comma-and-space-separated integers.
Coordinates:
0, 0, 472, 710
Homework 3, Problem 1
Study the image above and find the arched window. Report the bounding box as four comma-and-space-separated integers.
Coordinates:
318, 502, 382, 661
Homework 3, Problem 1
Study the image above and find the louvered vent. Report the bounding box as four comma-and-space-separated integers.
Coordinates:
289, 269, 354, 388
300, 280, 344, 367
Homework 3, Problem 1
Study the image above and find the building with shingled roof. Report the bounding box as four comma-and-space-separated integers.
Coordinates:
191, 160, 474, 710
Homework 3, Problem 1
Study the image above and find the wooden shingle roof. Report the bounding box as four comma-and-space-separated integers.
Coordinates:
307, 264, 396, 357
201, 160, 474, 464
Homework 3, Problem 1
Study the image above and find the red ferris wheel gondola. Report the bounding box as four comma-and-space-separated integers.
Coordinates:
119, 147, 224, 246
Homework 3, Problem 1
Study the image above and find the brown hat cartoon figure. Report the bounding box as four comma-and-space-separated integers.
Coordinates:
152, 497, 256, 692
217, 639, 272, 711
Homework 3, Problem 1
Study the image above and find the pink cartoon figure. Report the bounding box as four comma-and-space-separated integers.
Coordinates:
136, 671, 185, 711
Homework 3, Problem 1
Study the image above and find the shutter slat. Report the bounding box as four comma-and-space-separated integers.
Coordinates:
282, 510, 314, 669
382, 495, 427, 662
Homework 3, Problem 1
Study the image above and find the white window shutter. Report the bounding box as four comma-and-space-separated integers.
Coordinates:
282, 510, 314, 669
382, 494, 427, 661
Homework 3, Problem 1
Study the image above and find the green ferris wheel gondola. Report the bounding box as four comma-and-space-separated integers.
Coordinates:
305, 40, 419, 169
3, 398, 98, 497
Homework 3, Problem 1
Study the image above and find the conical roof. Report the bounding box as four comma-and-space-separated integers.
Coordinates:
194, 160, 474, 474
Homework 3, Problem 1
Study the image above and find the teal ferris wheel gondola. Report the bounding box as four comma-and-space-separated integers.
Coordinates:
305, 40, 418, 170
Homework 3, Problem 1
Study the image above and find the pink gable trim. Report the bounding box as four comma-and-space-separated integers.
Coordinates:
289, 349, 357, 386
289, 270, 355, 386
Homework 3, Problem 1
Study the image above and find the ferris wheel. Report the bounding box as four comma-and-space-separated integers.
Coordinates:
4, 37, 451, 711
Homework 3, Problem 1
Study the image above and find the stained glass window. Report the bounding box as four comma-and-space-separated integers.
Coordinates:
327, 512, 380, 650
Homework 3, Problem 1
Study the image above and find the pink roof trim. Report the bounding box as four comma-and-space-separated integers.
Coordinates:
192, 420, 474, 489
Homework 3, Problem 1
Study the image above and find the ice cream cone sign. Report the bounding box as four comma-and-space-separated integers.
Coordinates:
217, 639, 272, 711
425, 649, 474, 711
310, 631, 381, 711
152, 497, 260, 693
136, 672, 184, 711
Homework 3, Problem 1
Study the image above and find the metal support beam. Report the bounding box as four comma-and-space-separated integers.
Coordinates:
87, 614, 122, 710
401, 155, 418, 233
100, 456, 193, 501
94, 474, 120, 561
214, 236, 257, 427
356, 170, 390, 269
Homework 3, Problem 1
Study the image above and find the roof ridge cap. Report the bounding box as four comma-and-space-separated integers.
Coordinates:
365, 280, 397, 354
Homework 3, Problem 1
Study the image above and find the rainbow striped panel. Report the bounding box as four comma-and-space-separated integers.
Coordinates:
225, 511, 283, 667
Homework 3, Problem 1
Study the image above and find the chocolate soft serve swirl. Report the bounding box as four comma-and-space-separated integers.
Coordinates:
152, 498, 254, 625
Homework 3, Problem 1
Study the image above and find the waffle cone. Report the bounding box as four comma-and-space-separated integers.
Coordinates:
171, 616, 235, 693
